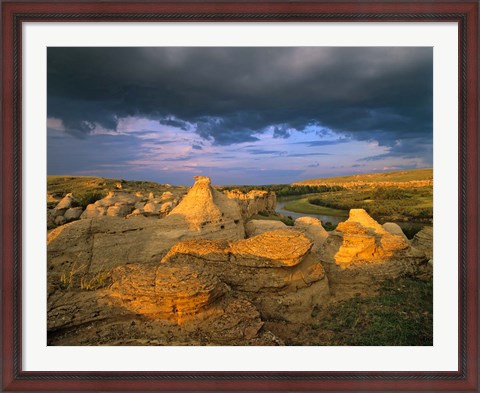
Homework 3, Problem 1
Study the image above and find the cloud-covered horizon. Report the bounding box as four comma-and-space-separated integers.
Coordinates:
47, 47, 432, 185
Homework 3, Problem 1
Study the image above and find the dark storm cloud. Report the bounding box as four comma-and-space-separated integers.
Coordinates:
47, 130, 145, 174
48, 47, 432, 161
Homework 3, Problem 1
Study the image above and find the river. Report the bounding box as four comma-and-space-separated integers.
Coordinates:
275, 199, 345, 225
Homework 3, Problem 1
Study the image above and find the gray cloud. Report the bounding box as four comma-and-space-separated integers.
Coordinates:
48, 47, 432, 163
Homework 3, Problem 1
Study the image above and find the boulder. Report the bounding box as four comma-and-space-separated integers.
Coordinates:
106, 203, 132, 217
294, 217, 329, 249
383, 222, 408, 240
54, 215, 66, 226
55, 193, 75, 210
143, 201, 160, 214
64, 207, 83, 221
411, 226, 433, 260
161, 191, 174, 201
80, 204, 107, 219
245, 219, 287, 237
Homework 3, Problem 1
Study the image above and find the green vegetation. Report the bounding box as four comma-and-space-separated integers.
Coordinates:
283, 197, 349, 217
308, 186, 432, 222
316, 276, 432, 345
295, 168, 433, 186
71, 192, 106, 209
220, 184, 343, 197
250, 212, 294, 226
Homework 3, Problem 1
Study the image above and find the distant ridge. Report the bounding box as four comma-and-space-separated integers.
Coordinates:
293, 168, 433, 189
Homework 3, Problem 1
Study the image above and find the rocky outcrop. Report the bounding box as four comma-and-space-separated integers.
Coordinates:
318, 209, 427, 292
383, 222, 408, 240
48, 176, 246, 275
332, 209, 410, 268
167, 176, 244, 237
224, 189, 276, 220
80, 192, 139, 219
55, 193, 75, 211
127, 192, 178, 218
245, 219, 287, 237
48, 263, 282, 346
411, 226, 433, 262
160, 229, 330, 323
294, 217, 329, 250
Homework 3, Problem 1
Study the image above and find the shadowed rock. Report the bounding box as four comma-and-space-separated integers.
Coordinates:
294, 217, 329, 250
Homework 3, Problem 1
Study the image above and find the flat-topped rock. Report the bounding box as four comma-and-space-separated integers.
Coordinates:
160, 229, 329, 323
230, 229, 312, 267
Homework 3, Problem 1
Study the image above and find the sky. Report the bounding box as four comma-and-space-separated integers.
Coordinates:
47, 47, 433, 186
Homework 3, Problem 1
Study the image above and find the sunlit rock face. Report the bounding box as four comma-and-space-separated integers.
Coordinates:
224, 189, 276, 220
333, 209, 410, 268
318, 209, 428, 292
160, 229, 330, 323
167, 176, 244, 238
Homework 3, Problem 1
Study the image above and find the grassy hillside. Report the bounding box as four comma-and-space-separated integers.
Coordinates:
48, 176, 187, 201
294, 168, 433, 188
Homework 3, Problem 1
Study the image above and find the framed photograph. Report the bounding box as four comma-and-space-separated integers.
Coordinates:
2, 1, 478, 391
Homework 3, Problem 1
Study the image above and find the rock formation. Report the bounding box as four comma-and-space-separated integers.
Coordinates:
315, 209, 429, 296
294, 217, 329, 250
48, 176, 246, 276
168, 176, 243, 234
411, 226, 433, 263
245, 219, 287, 237
224, 189, 276, 220
160, 229, 330, 323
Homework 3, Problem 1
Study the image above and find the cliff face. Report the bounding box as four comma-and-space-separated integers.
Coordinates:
223, 189, 276, 220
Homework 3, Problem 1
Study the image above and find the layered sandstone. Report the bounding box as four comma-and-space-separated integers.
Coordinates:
318, 209, 427, 293
224, 189, 276, 220
160, 229, 330, 323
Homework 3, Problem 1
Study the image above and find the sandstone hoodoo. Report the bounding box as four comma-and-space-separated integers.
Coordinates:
318, 209, 429, 292
167, 176, 244, 235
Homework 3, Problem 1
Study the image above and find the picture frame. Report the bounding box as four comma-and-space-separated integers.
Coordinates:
1, 0, 478, 391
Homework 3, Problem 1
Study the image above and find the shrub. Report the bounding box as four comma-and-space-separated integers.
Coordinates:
74, 192, 105, 209
400, 224, 424, 239
323, 221, 338, 231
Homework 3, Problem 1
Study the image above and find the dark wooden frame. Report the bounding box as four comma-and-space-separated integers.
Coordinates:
1, 1, 478, 391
